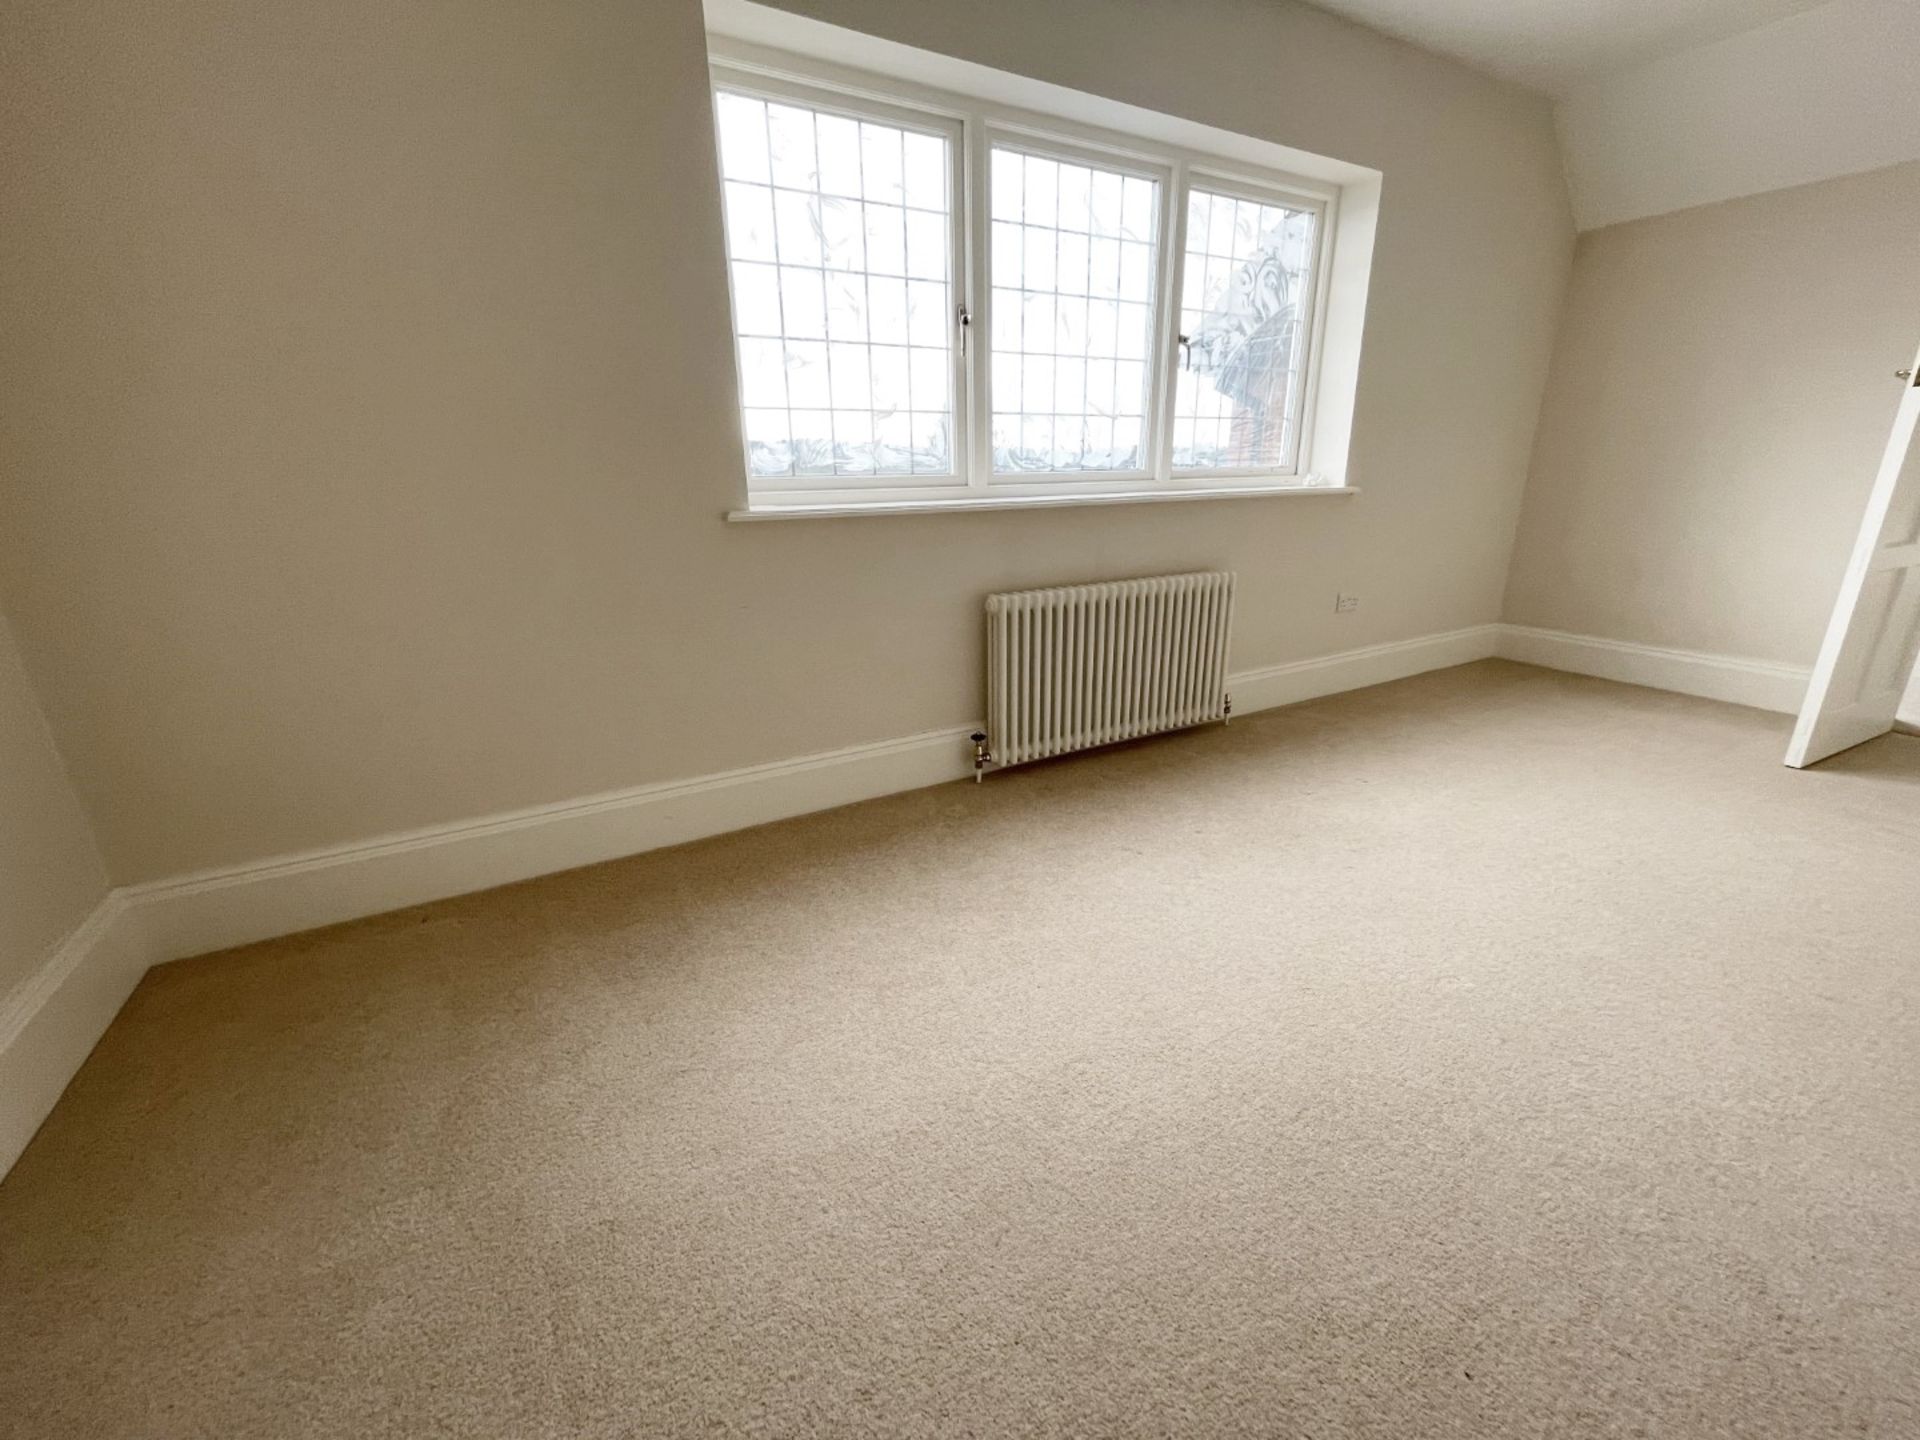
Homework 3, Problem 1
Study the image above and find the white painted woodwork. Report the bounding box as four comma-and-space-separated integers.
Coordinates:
1787, 341, 1920, 767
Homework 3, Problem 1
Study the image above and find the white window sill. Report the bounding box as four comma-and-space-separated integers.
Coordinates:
726, 484, 1359, 522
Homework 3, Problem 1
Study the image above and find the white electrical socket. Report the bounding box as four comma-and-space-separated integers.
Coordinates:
1335, 593, 1360, 613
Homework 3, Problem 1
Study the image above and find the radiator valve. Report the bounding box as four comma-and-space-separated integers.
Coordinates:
971, 731, 990, 782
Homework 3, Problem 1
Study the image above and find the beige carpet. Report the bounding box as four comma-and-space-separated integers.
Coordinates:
4, 660, 1920, 1437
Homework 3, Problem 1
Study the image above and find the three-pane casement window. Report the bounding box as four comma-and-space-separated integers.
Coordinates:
712, 61, 1331, 510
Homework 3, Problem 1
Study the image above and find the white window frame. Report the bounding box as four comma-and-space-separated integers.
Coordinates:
1165, 167, 1332, 483
977, 127, 1175, 491
710, 46, 1342, 515
711, 69, 972, 497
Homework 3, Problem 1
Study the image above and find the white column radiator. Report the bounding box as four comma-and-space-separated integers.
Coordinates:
978, 572, 1235, 777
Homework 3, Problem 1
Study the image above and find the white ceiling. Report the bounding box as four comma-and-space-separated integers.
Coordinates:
1304, 0, 1836, 94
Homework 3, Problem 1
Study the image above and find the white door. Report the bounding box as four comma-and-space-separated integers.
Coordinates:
1787, 343, 1920, 768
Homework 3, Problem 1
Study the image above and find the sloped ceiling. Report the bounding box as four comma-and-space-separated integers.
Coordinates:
1303, 0, 1830, 94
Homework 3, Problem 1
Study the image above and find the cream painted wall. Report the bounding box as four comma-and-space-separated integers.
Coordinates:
0, 0, 1570, 886
0, 610, 109, 995
1504, 161, 1920, 667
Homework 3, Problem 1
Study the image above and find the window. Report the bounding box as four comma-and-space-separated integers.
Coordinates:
711, 56, 1337, 512
1173, 186, 1318, 474
713, 86, 963, 484
988, 144, 1162, 476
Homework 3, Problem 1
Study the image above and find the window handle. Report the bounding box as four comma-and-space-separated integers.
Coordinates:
1178, 333, 1191, 370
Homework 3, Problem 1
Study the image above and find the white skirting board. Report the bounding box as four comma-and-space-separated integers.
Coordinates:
0, 897, 148, 1177
0, 623, 1496, 1177
124, 623, 1504, 969
3, 618, 1815, 1179
1233, 624, 1501, 712
1495, 624, 1812, 715
125, 724, 980, 966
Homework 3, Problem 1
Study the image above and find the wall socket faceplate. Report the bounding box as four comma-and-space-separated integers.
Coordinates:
1335, 593, 1361, 613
